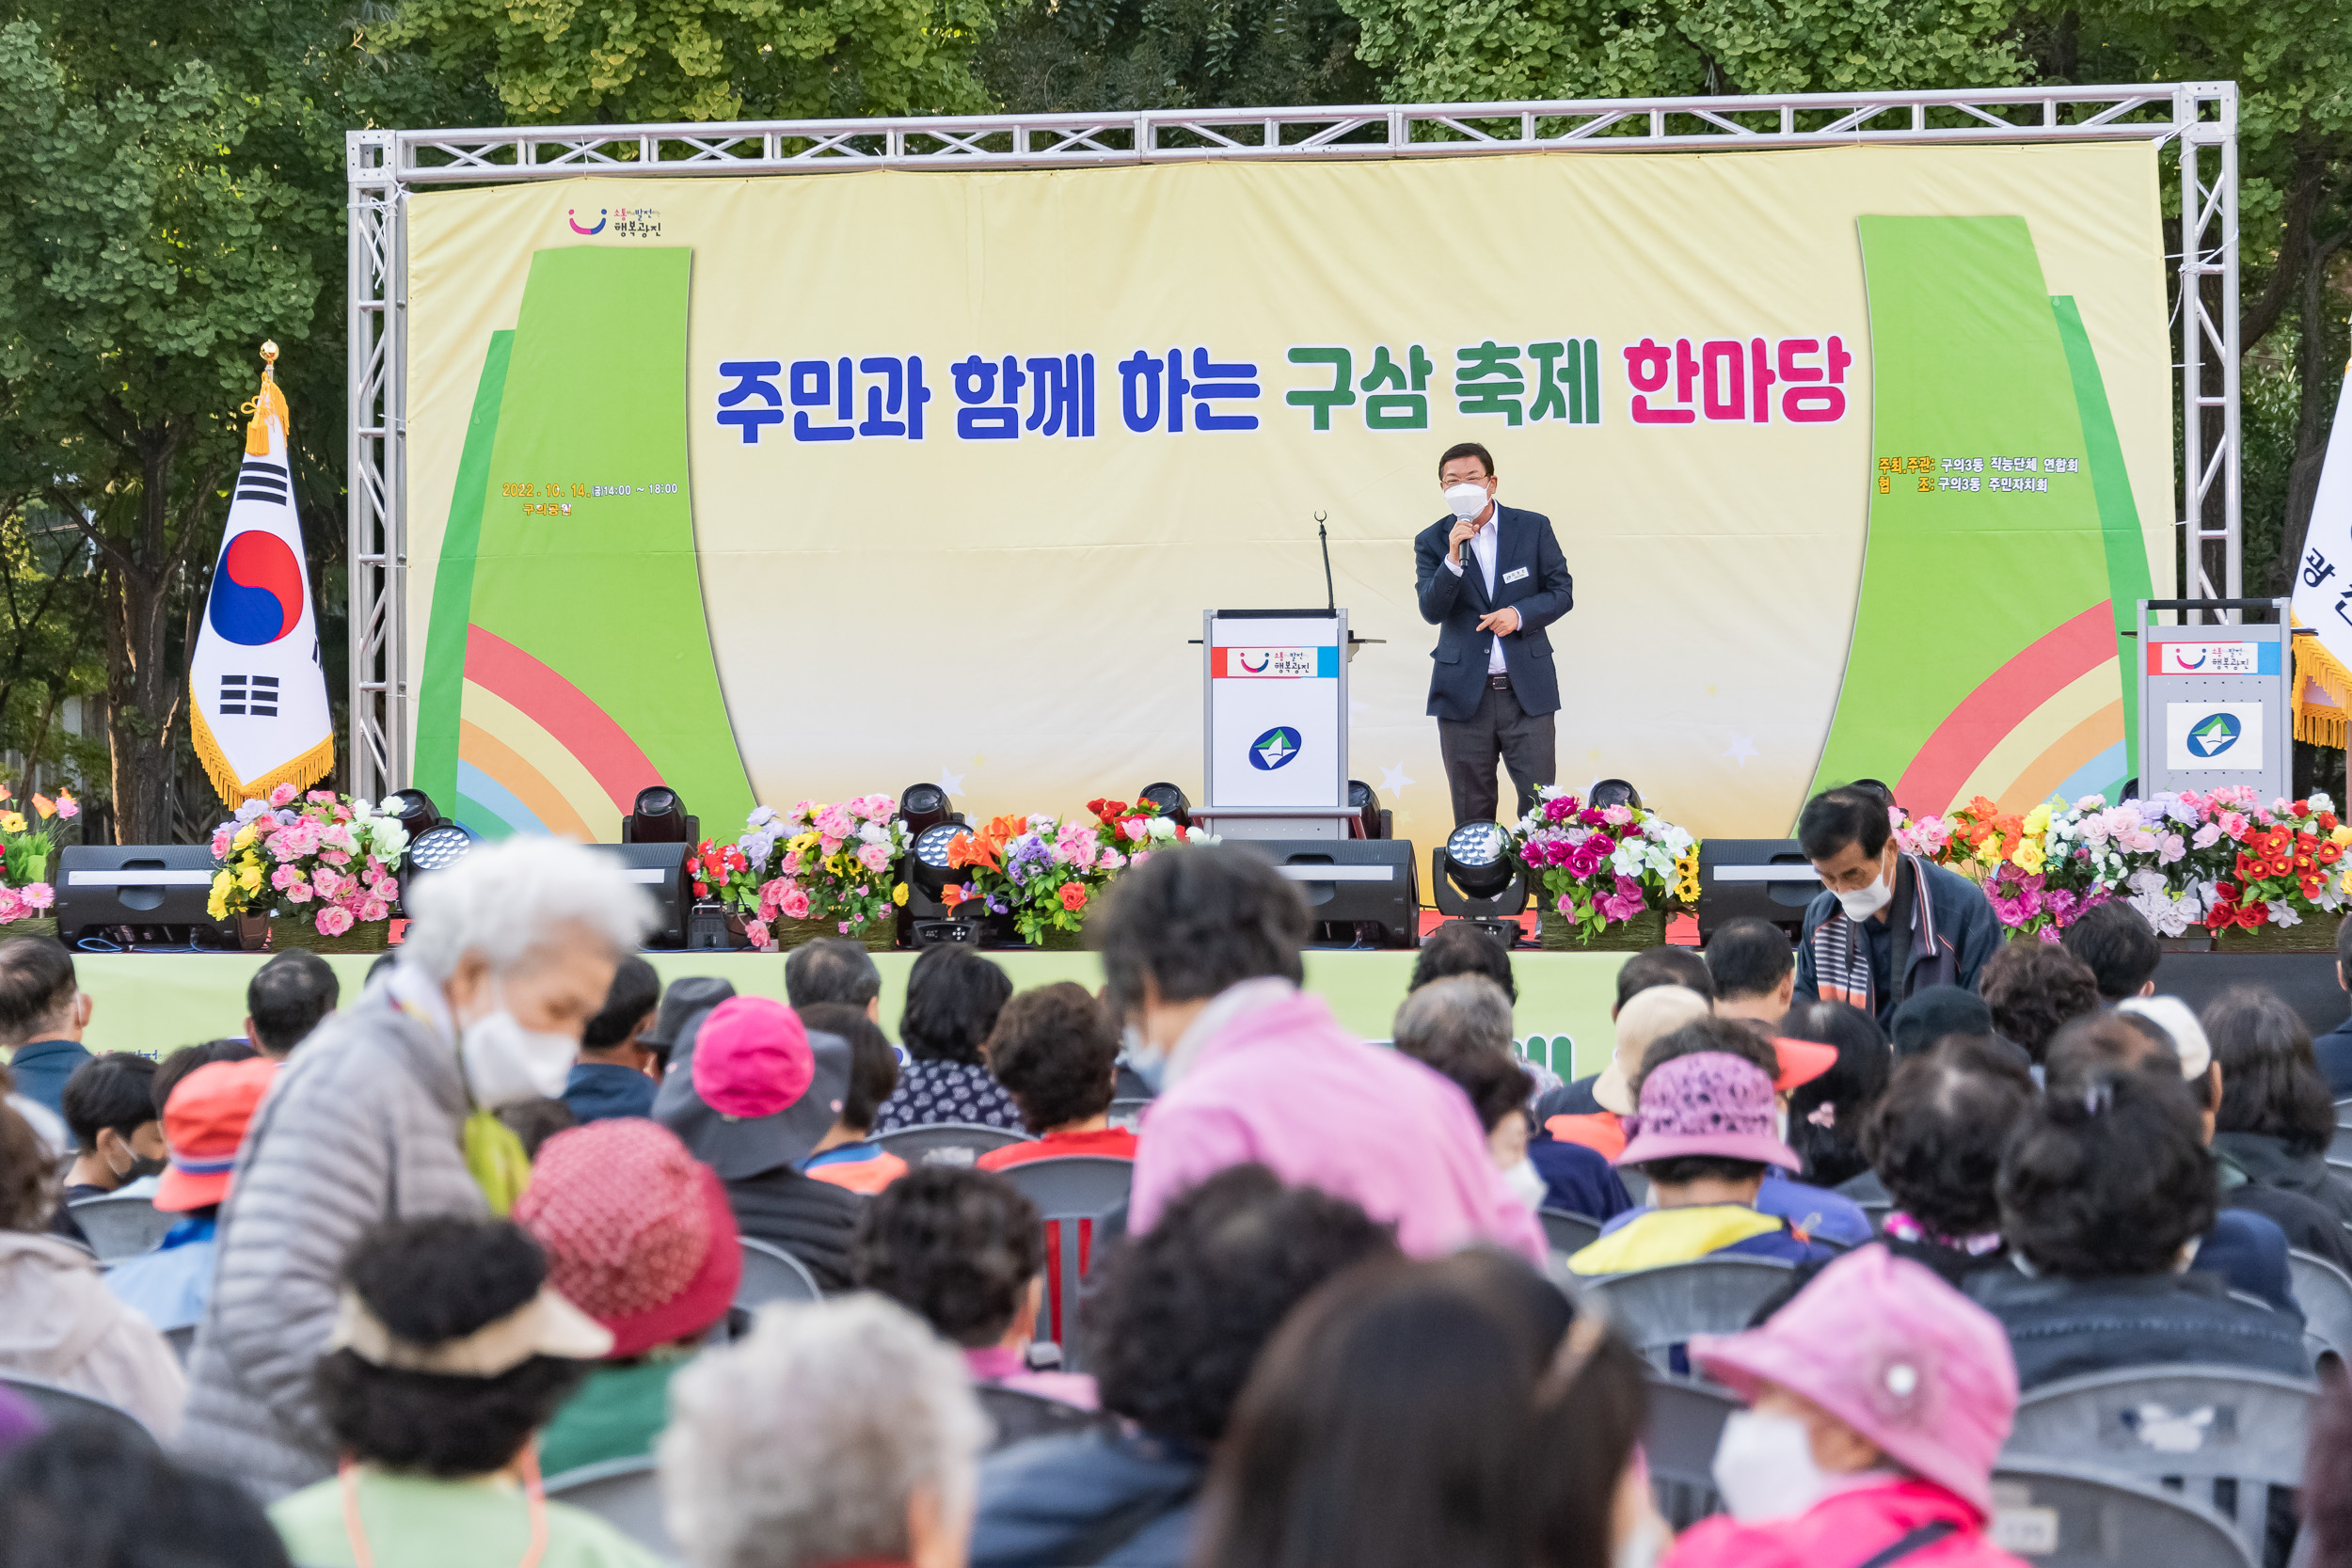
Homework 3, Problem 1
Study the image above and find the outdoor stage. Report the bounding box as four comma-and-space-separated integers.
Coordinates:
65, 943, 2352, 1085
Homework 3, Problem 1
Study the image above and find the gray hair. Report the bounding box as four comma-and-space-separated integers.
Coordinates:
660, 1295, 988, 1568
1391, 973, 1515, 1059
397, 836, 652, 982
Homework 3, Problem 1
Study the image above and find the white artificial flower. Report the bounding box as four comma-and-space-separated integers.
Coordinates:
369, 820, 409, 859
1149, 816, 1177, 842
748, 805, 777, 829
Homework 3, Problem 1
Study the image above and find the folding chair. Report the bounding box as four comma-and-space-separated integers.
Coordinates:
996, 1156, 1135, 1376
1639, 1375, 1739, 1529
544, 1455, 672, 1556
0, 1375, 157, 1449
1858, 1199, 1893, 1236
1106, 1097, 1152, 1132
1577, 1258, 1797, 1372
1538, 1209, 1602, 1255
974, 1384, 1109, 1452
736, 1238, 822, 1313
2006, 1365, 2316, 1567
874, 1122, 1031, 1168
67, 1194, 175, 1261
2289, 1250, 2352, 1368
1990, 1457, 2253, 1566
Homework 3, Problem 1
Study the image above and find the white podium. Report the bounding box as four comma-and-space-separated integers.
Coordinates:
1200, 610, 1355, 841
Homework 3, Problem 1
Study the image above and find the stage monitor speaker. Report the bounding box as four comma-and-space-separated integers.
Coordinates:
1236, 839, 1420, 948
586, 843, 692, 948
55, 846, 230, 946
1695, 838, 1821, 943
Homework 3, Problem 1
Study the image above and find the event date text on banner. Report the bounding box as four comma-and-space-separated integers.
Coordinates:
709, 334, 1855, 445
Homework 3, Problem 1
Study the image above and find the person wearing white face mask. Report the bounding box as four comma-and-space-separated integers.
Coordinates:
178, 835, 651, 1503
1790, 786, 1999, 1031
1660, 1246, 2030, 1568
1413, 440, 1575, 828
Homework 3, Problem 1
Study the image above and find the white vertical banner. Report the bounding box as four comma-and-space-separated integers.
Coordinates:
188, 348, 335, 802
2291, 359, 2352, 747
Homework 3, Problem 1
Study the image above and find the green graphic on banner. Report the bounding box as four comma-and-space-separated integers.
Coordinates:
2053, 293, 2154, 775
423, 247, 753, 840
1812, 215, 2126, 817
414, 329, 511, 816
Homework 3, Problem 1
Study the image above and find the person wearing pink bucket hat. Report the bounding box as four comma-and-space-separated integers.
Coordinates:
1659, 1245, 2029, 1568
1566, 1023, 1840, 1279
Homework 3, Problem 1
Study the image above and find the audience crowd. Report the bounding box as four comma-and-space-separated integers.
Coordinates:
10, 798, 2352, 1567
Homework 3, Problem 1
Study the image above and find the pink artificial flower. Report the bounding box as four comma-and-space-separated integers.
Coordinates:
315, 905, 355, 936
783, 848, 805, 876
308, 790, 336, 804
2118, 828, 2157, 854
358, 896, 390, 922
744, 919, 772, 950
1556, 893, 1575, 916
818, 835, 843, 859
375, 877, 399, 905
54, 795, 76, 820
0, 889, 18, 923
312, 868, 345, 900
269, 784, 299, 808
1099, 847, 1126, 871
781, 887, 812, 920
1601, 804, 1635, 827
2191, 823, 2223, 850
815, 805, 854, 841
285, 881, 313, 904
19, 883, 52, 911
836, 920, 852, 934
211, 826, 234, 860
856, 841, 892, 874
2157, 832, 2186, 864
271, 864, 301, 892
2219, 811, 2249, 841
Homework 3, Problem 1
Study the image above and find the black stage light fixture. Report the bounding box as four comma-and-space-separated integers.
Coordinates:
405, 824, 475, 878
898, 783, 953, 837
622, 786, 696, 846
1346, 780, 1387, 840
1589, 778, 1643, 812
1692, 839, 1817, 943
1136, 782, 1192, 829
383, 789, 442, 839
1430, 820, 1528, 943
905, 821, 982, 945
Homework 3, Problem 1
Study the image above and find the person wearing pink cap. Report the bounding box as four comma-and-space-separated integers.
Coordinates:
1661, 1246, 2029, 1568
1567, 1022, 1839, 1279
516, 1118, 744, 1478
653, 994, 863, 1289
106, 1055, 280, 1338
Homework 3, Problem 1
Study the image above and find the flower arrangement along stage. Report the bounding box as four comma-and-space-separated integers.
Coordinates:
208, 787, 411, 951
931, 797, 1210, 949
0, 781, 75, 930
723, 797, 912, 952
1511, 786, 1700, 951
1899, 787, 2349, 949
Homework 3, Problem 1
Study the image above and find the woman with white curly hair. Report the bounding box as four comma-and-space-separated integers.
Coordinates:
661, 1295, 988, 1568
179, 836, 651, 1501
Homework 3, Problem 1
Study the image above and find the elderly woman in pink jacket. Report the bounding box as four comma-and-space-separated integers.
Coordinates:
1661, 1245, 2029, 1568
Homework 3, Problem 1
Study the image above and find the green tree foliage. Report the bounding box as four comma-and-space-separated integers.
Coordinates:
371, 0, 1003, 123
977, 0, 1378, 112
1336, 0, 2029, 105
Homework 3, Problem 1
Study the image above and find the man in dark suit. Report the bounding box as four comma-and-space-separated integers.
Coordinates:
1413, 441, 1574, 827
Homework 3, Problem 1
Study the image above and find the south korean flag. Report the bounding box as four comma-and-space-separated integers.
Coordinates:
189, 344, 335, 802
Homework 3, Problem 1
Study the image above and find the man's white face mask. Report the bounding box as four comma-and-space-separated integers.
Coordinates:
1444, 483, 1489, 521
1836, 850, 1895, 922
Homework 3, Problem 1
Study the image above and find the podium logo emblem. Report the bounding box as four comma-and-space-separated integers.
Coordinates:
1249, 726, 1302, 770
2187, 711, 2242, 759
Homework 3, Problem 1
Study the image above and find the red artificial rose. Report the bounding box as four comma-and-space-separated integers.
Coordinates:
692, 880, 709, 898
2304, 874, 2328, 900
2324, 813, 2341, 832
2296, 800, 2312, 817
1059, 882, 1088, 912
2322, 842, 2344, 865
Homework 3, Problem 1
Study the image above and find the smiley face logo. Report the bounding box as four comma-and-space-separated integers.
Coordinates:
567, 208, 609, 236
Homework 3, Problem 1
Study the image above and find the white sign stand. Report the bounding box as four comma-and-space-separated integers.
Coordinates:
1199, 610, 1354, 840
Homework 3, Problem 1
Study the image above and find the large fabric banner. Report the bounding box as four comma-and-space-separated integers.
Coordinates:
403, 143, 2171, 848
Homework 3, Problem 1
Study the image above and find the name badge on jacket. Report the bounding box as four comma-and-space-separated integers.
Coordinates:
1502, 566, 1530, 584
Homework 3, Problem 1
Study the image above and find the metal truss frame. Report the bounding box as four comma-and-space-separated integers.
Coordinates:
347, 81, 2240, 797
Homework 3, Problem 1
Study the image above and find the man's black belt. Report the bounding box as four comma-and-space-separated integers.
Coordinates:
1487, 673, 1512, 690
